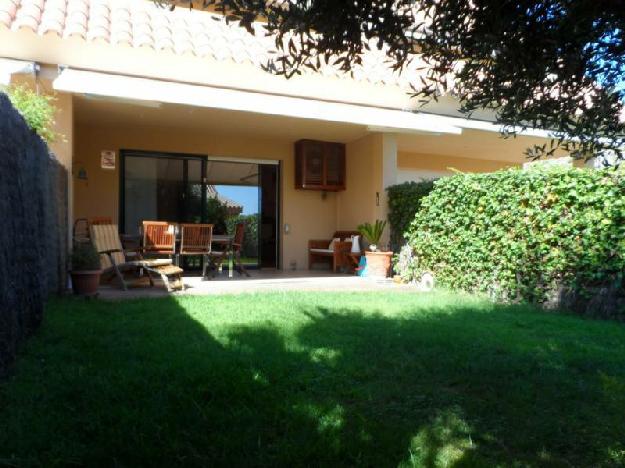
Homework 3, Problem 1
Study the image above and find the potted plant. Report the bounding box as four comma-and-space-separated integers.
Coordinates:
70, 242, 102, 297
358, 220, 392, 278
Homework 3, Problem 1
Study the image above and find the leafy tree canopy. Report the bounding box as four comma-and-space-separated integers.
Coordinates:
156, 0, 625, 163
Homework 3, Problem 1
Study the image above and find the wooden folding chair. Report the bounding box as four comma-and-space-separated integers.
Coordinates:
90, 224, 184, 292
90, 216, 113, 226
142, 221, 176, 259
178, 224, 213, 279
232, 222, 250, 277
72, 217, 113, 245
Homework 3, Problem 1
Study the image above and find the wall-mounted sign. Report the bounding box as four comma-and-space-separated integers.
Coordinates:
101, 150, 116, 170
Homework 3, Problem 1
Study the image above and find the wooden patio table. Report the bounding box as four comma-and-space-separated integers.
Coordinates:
173, 231, 235, 278
130, 225, 235, 278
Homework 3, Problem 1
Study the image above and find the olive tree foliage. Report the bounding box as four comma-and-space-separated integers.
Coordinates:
156, 0, 625, 162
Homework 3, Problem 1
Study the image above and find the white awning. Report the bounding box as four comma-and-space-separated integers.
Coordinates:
447, 116, 555, 139
53, 68, 462, 135
0, 58, 36, 86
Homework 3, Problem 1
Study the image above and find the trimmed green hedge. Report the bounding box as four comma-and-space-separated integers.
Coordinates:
402, 167, 625, 305
387, 180, 435, 251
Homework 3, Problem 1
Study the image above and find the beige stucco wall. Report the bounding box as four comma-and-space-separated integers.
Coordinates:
73, 123, 340, 270
48, 93, 74, 170
50, 92, 74, 250
337, 134, 382, 231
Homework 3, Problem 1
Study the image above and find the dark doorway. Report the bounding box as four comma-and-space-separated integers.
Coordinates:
259, 164, 279, 269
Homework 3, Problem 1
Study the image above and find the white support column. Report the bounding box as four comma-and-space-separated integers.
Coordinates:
382, 133, 398, 190
378, 133, 397, 248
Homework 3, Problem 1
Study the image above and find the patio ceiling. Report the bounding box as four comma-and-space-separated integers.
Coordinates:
396, 130, 552, 163
73, 94, 370, 143
74, 95, 545, 163
206, 161, 259, 186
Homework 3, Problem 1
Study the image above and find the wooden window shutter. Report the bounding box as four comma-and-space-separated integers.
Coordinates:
295, 140, 346, 191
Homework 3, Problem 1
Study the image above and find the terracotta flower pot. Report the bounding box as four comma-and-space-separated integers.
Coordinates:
364, 251, 393, 278
71, 270, 102, 297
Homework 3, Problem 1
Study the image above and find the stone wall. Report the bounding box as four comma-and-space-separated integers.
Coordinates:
0, 93, 68, 375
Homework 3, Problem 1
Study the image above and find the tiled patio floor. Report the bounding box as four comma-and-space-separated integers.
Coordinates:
97, 270, 418, 300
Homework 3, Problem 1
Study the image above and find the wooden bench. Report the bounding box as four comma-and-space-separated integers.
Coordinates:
308, 230, 360, 272
151, 264, 184, 292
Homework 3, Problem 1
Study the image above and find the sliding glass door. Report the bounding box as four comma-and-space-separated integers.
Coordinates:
120, 151, 280, 269
121, 151, 206, 235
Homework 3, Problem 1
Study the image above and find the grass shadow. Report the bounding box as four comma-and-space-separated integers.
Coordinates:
0, 292, 624, 466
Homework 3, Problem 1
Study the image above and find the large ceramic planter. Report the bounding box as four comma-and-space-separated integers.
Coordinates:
71, 270, 102, 297
364, 251, 392, 278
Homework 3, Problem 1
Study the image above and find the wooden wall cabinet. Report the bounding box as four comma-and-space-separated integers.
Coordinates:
295, 139, 346, 191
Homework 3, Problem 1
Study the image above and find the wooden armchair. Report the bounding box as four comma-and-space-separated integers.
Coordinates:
231, 222, 250, 277
142, 221, 176, 258
178, 223, 213, 278
308, 230, 360, 272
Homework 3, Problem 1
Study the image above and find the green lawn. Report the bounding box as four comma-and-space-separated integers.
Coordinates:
1, 292, 625, 467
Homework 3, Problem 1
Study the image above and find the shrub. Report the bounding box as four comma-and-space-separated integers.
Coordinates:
387, 180, 436, 251
71, 243, 101, 271
395, 244, 420, 283
204, 197, 229, 234
402, 167, 625, 305
5, 85, 59, 143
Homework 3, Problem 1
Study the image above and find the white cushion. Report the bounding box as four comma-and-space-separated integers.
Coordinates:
328, 237, 340, 251
127, 259, 172, 267
310, 248, 334, 254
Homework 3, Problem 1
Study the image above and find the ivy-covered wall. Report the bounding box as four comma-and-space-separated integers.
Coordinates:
0, 93, 68, 375
401, 167, 625, 320
387, 180, 435, 252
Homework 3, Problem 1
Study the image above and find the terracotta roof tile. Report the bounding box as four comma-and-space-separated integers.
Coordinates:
1, 0, 421, 88
0, 0, 17, 27
38, 0, 65, 35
